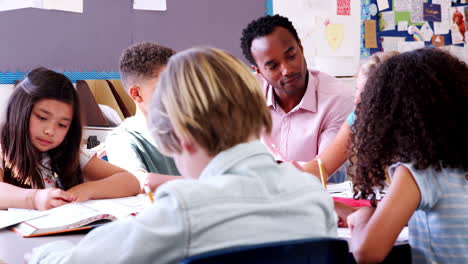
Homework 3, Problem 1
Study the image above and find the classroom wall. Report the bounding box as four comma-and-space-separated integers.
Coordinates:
0, 0, 266, 73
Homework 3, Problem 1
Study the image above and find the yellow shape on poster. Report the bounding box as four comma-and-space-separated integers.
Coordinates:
325, 24, 344, 50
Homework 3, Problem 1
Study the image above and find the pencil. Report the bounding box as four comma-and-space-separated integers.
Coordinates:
144, 184, 154, 203
317, 158, 327, 189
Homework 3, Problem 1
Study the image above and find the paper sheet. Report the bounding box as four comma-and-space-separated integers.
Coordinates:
398, 21, 408, 31
0, 210, 45, 229
42, 0, 82, 13
316, 16, 358, 56
431, 35, 445, 47
450, 7, 466, 44
376, 0, 389, 11
337, 0, 351, 16
379, 11, 395, 31
420, 22, 434, 41
398, 41, 425, 53
0, 0, 40, 11
381, 37, 406, 52
393, 0, 411, 11
423, 3, 442, 22
364, 20, 378, 48
133, 0, 167, 11
433, 0, 451, 35
338, 227, 409, 243
410, 0, 424, 23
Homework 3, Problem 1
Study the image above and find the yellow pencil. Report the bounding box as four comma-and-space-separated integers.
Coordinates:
144, 184, 155, 203
317, 158, 327, 189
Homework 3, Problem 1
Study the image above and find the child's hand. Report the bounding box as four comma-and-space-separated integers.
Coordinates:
33, 188, 76, 210
67, 184, 94, 202
143, 173, 178, 193
334, 201, 358, 227
347, 206, 376, 231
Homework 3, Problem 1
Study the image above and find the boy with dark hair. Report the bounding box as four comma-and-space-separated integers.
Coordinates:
105, 42, 179, 190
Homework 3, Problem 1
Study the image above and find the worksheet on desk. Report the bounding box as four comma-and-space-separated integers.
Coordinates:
0, 210, 46, 229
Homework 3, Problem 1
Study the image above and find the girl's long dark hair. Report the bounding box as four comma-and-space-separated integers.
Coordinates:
348, 48, 468, 204
1, 67, 83, 189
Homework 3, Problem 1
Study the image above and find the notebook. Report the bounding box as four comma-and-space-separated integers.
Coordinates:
338, 226, 409, 244
9, 196, 149, 238
0, 210, 46, 229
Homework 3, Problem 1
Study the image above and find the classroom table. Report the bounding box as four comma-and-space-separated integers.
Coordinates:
0, 229, 84, 264
0, 227, 411, 264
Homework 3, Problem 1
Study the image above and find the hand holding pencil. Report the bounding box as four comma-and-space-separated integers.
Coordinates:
317, 158, 328, 189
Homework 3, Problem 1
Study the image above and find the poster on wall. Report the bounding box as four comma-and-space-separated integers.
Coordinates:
273, 0, 360, 76
43, 0, 83, 13
0, 0, 82, 13
316, 16, 359, 56
134, 0, 167, 11
450, 6, 466, 44
0, 0, 40, 12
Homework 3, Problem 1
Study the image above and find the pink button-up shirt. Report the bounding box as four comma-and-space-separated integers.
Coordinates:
260, 70, 353, 162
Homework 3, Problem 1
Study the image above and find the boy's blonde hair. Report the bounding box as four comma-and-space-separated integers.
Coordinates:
149, 47, 272, 156
358, 51, 400, 79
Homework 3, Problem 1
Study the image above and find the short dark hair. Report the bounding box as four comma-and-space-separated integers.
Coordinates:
240, 14, 300, 66
119, 42, 176, 90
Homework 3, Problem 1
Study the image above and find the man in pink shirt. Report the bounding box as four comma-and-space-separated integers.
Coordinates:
240, 15, 353, 168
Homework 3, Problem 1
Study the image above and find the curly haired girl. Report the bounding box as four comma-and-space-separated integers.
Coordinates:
347, 48, 468, 263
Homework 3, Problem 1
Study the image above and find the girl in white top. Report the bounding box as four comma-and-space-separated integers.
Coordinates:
0, 67, 140, 211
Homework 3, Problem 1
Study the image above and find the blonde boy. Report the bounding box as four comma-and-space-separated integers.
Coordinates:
28, 47, 336, 264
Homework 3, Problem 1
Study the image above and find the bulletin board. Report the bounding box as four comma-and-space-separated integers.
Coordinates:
361, 0, 468, 57
0, 0, 266, 83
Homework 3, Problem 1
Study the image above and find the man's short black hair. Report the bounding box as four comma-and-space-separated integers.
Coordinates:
240, 14, 300, 66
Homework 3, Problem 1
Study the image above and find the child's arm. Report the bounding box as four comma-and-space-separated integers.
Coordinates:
302, 121, 351, 180
0, 169, 75, 210
67, 156, 140, 201
347, 165, 420, 263
145, 173, 179, 192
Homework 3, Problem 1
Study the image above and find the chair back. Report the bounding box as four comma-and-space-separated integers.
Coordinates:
180, 237, 349, 264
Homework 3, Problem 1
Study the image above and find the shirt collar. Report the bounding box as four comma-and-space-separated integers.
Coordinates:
199, 140, 273, 180
263, 70, 318, 113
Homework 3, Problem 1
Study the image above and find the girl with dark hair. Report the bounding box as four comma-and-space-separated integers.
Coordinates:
0, 67, 139, 211
347, 49, 468, 263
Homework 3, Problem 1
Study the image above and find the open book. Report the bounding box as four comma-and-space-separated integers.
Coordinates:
9, 195, 149, 237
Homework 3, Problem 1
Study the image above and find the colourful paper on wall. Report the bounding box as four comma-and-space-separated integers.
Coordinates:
431, 35, 445, 47
337, 0, 350, 15
450, 7, 466, 44
325, 23, 345, 50
423, 3, 442, 22
364, 20, 378, 48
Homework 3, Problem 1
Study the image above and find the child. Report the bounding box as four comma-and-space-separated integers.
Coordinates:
105, 42, 180, 191
27, 47, 337, 264
301, 51, 399, 182
347, 48, 468, 263
300, 52, 399, 227
0, 67, 140, 211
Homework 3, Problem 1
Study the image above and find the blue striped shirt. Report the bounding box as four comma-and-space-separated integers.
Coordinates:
389, 162, 468, 264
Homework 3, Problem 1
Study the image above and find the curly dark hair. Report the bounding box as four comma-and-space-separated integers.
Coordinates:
240, 14, 300, 66
119, 42, 176, 90
349, 48, 468, 205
